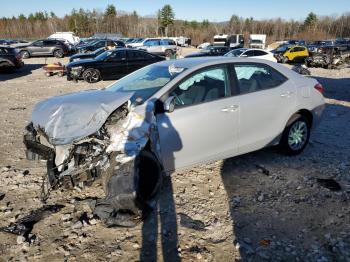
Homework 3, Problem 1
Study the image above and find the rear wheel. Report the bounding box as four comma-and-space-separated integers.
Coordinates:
164, 49, 173, 58
21, 51, 30, 59
279, 115, 310, 155
82, 68, 101, 83
53, 49, 64, 58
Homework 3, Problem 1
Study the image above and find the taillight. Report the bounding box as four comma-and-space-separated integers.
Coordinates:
314, 83, 324, 94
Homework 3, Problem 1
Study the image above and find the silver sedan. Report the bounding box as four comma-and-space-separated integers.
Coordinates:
24, 57, 325, 222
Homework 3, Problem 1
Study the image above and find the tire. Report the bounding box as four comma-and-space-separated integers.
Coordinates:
82, 68, 101, 83
100, 150, 163, 225
164, 49, 173, 57
281, 56, 288, 64
279, 115, 311, 155
21, 51, 30, 59
135, 150, 163, 203
53, 49, 64, 58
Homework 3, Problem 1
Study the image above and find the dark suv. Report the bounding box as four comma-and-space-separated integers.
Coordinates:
19, 39, 69, 58
0, 46, 23, 70
76, 39, 125, 53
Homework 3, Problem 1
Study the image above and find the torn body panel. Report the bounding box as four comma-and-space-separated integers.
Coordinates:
24, 94, 163, 226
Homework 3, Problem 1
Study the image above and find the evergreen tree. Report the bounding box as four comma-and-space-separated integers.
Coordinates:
105, 4, 117, 17
160, 4, 175, 36
304, 12, 317, 27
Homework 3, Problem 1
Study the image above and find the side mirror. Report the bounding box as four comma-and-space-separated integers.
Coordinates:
163, 96, 175, 113
241, 54, 248, 57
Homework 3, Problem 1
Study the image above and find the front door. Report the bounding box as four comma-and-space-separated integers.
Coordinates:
156, 65, 239, 172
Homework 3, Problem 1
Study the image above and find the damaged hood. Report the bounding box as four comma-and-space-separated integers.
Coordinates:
32, 89, 133, 145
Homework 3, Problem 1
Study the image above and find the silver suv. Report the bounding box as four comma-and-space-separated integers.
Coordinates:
137, 38, 177, 57
18, 39, 69, 58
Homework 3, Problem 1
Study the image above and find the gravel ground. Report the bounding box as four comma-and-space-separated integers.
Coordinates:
0, 54, 349, 262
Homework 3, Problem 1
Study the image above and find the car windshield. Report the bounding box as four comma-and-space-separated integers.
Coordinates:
105, 64, 187, 104
276, 45, 291, 52
92, 47, 105, 55
200, 45, 213, 53
224, 49, 246, 57
95, 50, 112, 60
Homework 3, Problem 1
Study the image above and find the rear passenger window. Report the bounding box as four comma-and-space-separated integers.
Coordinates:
170, 66, 230, 107
144, 40, 160, 46
95, 41, 105, 48
244, 50, 255, 57
233, 64, 287, 95
254, 50, 267, 56
128, 51, 147, 60
43, 40, 56, 46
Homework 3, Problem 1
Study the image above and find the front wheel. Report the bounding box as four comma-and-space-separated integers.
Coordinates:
53, 49, 64, 58
82, 68, 101, 83
279, 115, 310, 155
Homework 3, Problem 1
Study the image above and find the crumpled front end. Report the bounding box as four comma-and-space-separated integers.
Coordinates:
24, 100, 163, 227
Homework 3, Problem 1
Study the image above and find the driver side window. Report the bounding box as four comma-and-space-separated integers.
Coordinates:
170, 66, 230, 108
33, 40, 44, 47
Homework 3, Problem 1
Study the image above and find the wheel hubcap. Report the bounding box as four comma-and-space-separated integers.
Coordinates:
288, 121, 308, 150
86, 71, 98, 82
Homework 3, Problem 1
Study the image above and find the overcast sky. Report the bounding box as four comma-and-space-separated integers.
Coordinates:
0, 0, 348, 21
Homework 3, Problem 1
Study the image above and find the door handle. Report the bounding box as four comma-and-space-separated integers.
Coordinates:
221, 105, 239, 112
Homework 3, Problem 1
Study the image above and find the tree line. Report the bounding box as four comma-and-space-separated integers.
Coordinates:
0, 4, 349, 45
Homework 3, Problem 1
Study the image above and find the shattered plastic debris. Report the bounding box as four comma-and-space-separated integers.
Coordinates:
292, 65, 311, 76
0, 204, 64, 237
256, 165, 270, 176
260, 239, 271, 247
317, 178, 341, 191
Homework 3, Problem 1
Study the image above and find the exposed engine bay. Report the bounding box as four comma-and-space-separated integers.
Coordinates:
24, 97, 163, 227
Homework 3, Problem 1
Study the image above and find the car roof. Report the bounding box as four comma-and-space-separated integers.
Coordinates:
154, 57, 278, 69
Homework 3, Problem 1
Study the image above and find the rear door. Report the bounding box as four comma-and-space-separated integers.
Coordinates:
100, 50, 127, 79
157, 64, 239, 172
42, 40, 56, 54
126, 50, 152, 73
230, 63, 296, 154
143, 39, 161, 54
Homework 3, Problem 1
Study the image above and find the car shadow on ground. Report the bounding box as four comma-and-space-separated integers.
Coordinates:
219, 75, 350, 260
0, 63, 44, 81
